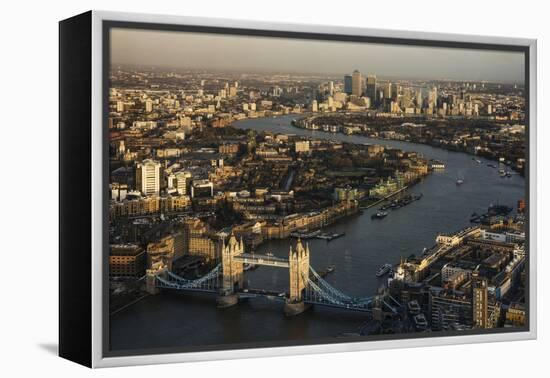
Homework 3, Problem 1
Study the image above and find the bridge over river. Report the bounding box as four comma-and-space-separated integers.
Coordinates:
148, 234, 399, 316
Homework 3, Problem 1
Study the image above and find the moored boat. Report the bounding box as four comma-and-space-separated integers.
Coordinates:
376, 263, 392, 277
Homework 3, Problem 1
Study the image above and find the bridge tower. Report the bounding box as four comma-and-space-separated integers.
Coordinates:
145, 260, 168, 295
285, 239, 311, 315
218, 233, 244, 307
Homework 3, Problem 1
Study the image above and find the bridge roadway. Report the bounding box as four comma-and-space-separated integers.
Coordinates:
160, 285, 377, 312
157, 276, 378, 312
237, 288, 287, 301
233, 253, 290, 268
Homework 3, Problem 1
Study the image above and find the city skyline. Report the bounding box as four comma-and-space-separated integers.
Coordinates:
111, 28, 525, 83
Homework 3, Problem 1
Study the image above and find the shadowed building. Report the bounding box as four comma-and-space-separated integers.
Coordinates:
472, 272, 489, 328
366, 74, 377, 104
344, 74, 353, 94
109, 244, 146, 278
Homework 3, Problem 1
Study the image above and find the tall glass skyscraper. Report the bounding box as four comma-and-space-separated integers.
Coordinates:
344, 74, 353, 94
366, 74, 377, 103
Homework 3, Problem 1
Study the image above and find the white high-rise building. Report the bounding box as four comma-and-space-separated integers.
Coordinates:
311, 100, 318, 112
145, 99, 153, 113
136, 159, 161, 196
175, 171, 193, 195
167, 173, 176, 189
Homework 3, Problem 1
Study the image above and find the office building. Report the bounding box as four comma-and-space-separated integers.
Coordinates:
295, 140, 310, 153
383, 82, 392, 99
109, 244, 146, 278
505, 302, 526, 327
344, 74, 353, 94
416, 89, 423, 107
145, 98, 153, 113
311, 100, 318, 112
428, 86, 438, 108
174, 171, 193, 195
136, 159, 161, 196
391, 84, 400, 99
191, 179, 214, 198
472, 272, 489, 328
219, 143, 240, 155
366, 74, 377, 103
183, 218, 222, 261
351, 70, 362, 96
430, 290, 473, 331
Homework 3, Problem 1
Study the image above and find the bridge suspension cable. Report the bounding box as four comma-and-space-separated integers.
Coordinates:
308, 267, 353, 301
156, 263, 222, 292
304, 274, 348, 306
304, 268, 377, 310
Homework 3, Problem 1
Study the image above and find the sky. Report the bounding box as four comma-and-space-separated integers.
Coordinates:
110, 28, 525, 84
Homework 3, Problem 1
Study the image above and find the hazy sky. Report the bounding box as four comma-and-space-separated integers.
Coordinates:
111, 28, 525, 83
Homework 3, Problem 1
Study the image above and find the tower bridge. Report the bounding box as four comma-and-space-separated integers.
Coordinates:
234, 253, 290, 268
146, 233, 399, 316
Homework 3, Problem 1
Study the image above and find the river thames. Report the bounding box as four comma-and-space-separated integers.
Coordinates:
110, 115, 525, 352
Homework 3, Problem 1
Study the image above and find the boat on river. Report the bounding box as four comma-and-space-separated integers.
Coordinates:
290, 229, 321, 239
317, 232, 345, 241
371, 211, 388, 219
376, 264, 392, 277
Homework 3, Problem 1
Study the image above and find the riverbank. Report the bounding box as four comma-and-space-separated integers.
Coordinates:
359, 185, 410, 210
231, 112, 478, 162
288, 114, 524, 175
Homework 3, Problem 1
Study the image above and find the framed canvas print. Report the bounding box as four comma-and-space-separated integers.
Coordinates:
59, 10, 537, 368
